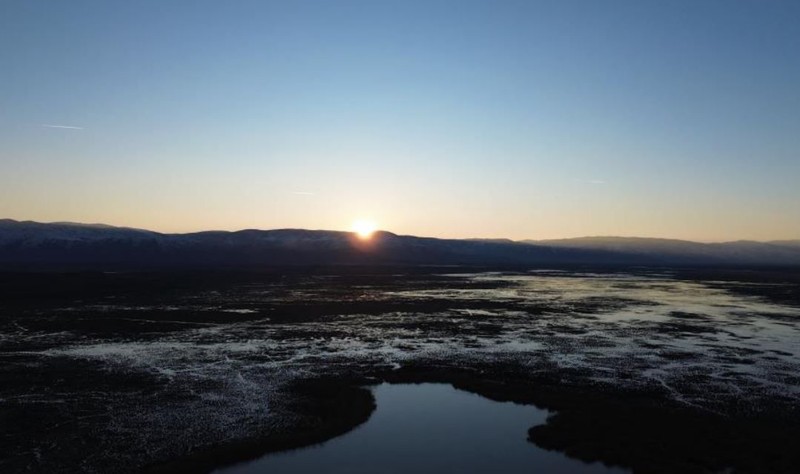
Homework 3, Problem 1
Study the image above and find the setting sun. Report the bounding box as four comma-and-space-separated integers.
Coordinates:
351, 219, 377, 239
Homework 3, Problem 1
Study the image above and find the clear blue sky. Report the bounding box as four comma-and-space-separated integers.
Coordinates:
1, 0, 798, 240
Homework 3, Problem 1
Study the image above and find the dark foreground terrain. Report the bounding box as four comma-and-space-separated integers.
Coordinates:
1, 266, 799, 473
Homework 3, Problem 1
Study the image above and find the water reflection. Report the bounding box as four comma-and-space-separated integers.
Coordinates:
219, 383, 627, 474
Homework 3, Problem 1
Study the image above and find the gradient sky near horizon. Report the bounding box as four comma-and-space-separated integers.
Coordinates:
1, 0, 799, 241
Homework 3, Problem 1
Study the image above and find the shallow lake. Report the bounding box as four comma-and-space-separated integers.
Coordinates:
218, 383, 627, 474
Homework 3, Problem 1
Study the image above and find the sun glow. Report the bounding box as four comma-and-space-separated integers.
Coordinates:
352, 219, 377, 239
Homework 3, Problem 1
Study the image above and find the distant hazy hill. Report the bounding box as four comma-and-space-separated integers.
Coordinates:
526, 236, 800, 266
1, 219, 799, 269
769, 240, 800, 247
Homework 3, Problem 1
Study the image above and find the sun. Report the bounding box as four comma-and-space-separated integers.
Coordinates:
351, 219, 377, 239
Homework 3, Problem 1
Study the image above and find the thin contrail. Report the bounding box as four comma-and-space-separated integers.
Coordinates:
41, 124, 84, 130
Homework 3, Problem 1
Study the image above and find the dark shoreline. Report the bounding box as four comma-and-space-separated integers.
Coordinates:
145, 379, 376, 474
148, 366, 800, 474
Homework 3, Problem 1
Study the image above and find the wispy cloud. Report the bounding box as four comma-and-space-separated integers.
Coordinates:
41, 124, 84, 130
292, 191, 316, 196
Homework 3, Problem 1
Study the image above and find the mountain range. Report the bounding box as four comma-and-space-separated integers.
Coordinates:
1, 219, 799, 269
